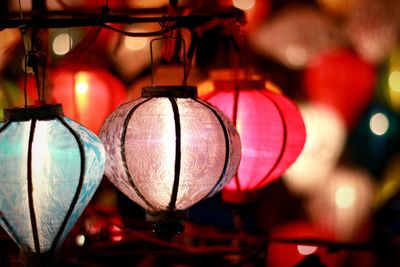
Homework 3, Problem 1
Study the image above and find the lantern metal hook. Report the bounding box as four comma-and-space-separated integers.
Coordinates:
149, 35, 187, 87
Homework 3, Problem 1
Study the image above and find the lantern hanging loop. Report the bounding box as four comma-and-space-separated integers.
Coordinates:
150, 36, 188, 86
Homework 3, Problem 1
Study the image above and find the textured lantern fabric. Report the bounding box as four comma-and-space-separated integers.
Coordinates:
304, 48, 376, 128
22, 66, 126, 134
202, 80, 305, 202
0, 105, 105, 253
100, 86, 241, 213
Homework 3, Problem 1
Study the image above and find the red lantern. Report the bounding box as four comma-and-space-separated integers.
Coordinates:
21, 66, 126, 134
267, 221, 347, 267
304, 48, 376, 128
202, 79, 306, 203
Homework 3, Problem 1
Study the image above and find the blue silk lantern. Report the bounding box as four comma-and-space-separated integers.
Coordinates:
0, 104, 105, 264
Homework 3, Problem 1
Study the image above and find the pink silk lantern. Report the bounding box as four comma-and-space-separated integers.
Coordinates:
21, 66, 126, 134
203, 79, 306, 203
304, 48, 376, 128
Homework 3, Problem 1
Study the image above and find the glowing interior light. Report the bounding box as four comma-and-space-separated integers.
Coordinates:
335, 185, 355, 209
369, 112, 389, 136
75, 234, 85, 246
75, 72, 89, 95
297, 245, 317, 255
389, 71, 400, 92
124, 36, 148, 51
52, 33, 72, 56
233, 0, 256, 10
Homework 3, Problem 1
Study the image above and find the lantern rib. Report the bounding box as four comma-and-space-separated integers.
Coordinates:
27, 119, 41, 253
50, 117, 86, 251
253, 91, 288, 189
167, 97, 182, 212
232, 86, 242, 192
0, 121, 11, 133
121, 98, 156, 211
194, 99, 230, 199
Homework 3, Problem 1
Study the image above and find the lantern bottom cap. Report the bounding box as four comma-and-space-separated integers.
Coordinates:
19, 249, 57, 267
146, 210, 187, 241
222, 189, 258, 204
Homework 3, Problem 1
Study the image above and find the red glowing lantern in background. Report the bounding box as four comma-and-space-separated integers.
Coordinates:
304, 48, 376, 128
202, 78, 306, 203
267, 221, 347, 267
21, 67, 126, 133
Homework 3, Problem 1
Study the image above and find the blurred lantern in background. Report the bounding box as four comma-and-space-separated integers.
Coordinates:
225, 0, 271, 31
316, 0, 360, 17
0, 81, 27, 121
284, 103, 346, 195
375, 155, 400, 209
100, 86, 241, 239
307, 166, 375, 241
202, 76, 305, 203
347, 104, 400, 177
250, 5, 344, 69
22, 66, 126, 133
0, 29, 21, 72
0, 104, 105, 264
381, 45, 400, 113
49, 28, 85, 59
267, 221, 346, 267
304, 48, 376, 128
346, 0, 400, 64
109, 23, 162, 81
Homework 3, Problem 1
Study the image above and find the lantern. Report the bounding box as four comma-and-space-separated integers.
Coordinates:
283, 103, 346, 195
304, 48, 376, 128
22, 67, 126, 134
202, 79, 306, 203
0, 104, 105, 264
267, 221, 346, 267
250, 6, 344, 69
306, 166, 375, 241
100, 86, 241, 238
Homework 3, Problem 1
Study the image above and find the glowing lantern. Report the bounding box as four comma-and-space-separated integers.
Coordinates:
202, 79, 306, 203
316, 0, 360, 17
100, 86, 241, 238
304, 48, 376, 128
307, 166, 375, 241
0, 104, 105, 264
22, 67, 126, 134
267, 221, 346, 267
284, 103, 346, 195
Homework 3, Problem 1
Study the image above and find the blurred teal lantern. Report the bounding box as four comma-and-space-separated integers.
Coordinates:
0, 104, 105, 264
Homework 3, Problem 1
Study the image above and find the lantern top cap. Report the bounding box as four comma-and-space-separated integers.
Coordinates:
4, 104, 64, 122
142, 86, 198, 98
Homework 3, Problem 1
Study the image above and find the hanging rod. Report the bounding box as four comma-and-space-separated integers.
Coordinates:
0, 7, 245, 31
